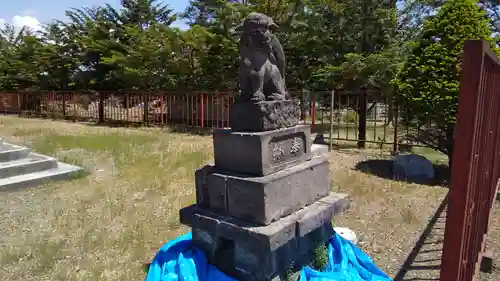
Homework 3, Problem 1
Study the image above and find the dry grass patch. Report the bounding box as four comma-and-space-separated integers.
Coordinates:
329, 150, 448, 277
0, 116, 449, 281
479, 202, 500, 281
0, 116, 212, 281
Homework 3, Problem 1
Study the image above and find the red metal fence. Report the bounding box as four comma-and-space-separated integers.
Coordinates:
0, 91, 236, 128
0, 89, 419, 149
440, 40, 499, 281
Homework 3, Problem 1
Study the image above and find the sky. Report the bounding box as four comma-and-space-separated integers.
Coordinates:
0, 0, 191, 32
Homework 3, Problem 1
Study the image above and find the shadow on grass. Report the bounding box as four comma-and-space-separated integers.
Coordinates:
82, 120, 215, 136
354, 159, 450, 187
167, 125, 214, 136
392, 194, 448, 281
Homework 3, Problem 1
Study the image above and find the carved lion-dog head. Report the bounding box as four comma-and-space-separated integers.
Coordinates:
236, 13, 278, 51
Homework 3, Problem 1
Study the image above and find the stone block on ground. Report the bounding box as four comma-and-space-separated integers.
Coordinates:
480, 249, 494, 273
213, 125, 311, 176
393, 154, 435, 183
179, 192, 350, 281
229, 100, 301, 132
195, 156, 332, 225
311, 144, 329, 158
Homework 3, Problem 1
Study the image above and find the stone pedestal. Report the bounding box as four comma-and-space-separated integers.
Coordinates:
213, 125, 311, 176
195, 157, 331, 225
179, 100, 349, 281
180, 193, 348, 281
229, 100, 301, 132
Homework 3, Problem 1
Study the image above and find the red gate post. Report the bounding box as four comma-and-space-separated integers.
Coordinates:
311, 92, 316, 133
440, 39, 500, 281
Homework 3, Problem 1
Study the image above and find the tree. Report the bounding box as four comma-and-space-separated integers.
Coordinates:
309, 1, 399, 92
393, 0, 495, 165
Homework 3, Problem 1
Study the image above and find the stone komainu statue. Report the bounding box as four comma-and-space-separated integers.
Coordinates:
236, 12, 289, 102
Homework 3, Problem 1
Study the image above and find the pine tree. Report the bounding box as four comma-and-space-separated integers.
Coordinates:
393, 0, 495, 164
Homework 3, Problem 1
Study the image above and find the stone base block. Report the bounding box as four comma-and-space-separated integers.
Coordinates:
195, 156, 331, 225
179, 192, 350, 281
229, 100, 301, 132
213, 125, 311, 176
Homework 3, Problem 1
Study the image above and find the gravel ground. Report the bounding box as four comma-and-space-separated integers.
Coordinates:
479, 202, 500, 281
329, 148, 500, 281
327, 149, 448, 279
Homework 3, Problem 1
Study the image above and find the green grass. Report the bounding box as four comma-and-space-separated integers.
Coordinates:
0, 116, 212, 281
0, 116, 450, 280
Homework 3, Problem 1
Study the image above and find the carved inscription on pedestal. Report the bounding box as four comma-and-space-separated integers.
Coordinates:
268, 133, 306, 166
271, 143, 285, 162
290, 137, 301, 155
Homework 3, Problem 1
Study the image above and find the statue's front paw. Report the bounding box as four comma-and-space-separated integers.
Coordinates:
268, 93, 286, 101
250, 92, 265, 102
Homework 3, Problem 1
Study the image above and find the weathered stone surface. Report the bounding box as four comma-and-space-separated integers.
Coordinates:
296, 194, 350, 237
213, 125, 311, 177
229, 100, 301, 132
236, 13, 288, 103
393, 154, 435, 183
194, 165, 217, 208
180, 193, 349, 250
179, 192, 350, 281
202, 156, 331, 225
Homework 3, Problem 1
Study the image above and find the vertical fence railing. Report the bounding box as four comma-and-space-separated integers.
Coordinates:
440, 40, 500, 281
1, 90, 411, 151
2, 91, 239, 128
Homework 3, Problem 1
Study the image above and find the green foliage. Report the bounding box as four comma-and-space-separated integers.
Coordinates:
312, 242, 329, 271
0, 0, 405, 93
0, 0, 495, 103
392, 0, 495, 159
283, 262, 296, 281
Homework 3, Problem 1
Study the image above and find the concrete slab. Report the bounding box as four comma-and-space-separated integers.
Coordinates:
0, 141, 84, 191
0, 143, 31, 162
0, 153, 57, 179
0, 161, 83, 191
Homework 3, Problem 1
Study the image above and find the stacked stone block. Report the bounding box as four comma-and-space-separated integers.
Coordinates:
179, 101, 349, 281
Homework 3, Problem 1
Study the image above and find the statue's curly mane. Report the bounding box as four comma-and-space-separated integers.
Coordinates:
240, 30, 272, 53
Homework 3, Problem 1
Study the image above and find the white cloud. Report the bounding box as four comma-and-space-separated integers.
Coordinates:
12, 15, 41, 32
170, 20, 188, 30
0, 15, 41, 33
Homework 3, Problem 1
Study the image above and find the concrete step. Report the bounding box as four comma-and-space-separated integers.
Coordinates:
0, 153, 58, 179
311, 144, 329, 158
0, 143, 31, 162
0, 162, 83, 191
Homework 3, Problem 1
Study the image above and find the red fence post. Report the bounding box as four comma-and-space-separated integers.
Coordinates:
311, 92, 316, 133
201, 93, 205, 129
98, 92, 104, 123
357, 90, 367, 149
62, 92, 67, 118
440, 39, 500, 281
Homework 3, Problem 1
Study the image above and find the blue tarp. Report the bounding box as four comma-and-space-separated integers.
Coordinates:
145, 232, 392, 281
